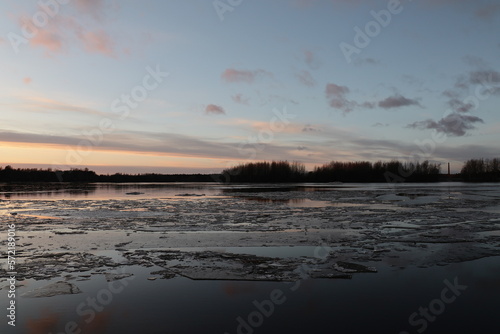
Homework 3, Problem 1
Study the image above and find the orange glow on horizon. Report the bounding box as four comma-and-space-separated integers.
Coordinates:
1, 142, 301, 172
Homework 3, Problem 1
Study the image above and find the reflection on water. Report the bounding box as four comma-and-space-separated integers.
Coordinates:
234, 196, 364, 208
220, 184, 351, 193
0, 183, 217, 200
19, 214, 63, 219
233, 196, 323, 206
2, 181, 500, 201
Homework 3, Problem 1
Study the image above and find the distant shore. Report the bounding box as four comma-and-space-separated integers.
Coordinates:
0, 158, 498, 183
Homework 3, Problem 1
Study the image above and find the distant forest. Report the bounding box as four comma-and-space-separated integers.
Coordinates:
0, 165, 217, 183
221, 160, 442, 183
460, 158, 500, 182
0, 158, 498, 183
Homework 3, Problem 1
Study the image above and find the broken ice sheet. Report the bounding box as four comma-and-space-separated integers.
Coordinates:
2, 183, 500, 286
0, 252, 121, 281
124, 249, 377, 281
105, 273, 134, 282
21, 281, 81, 298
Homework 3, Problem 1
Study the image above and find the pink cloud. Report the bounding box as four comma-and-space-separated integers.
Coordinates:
30, 29, 63, 53
303, 50, 320, 69
17, 16, 64, 54
325, 83, 349, 98
80, 30, 114, 56
12, 3, 116, 57
221, 68, 271, 83
205, 104, 226, 115
23, 77, 32, 85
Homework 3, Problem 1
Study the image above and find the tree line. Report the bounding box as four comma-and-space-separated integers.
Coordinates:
0, 166, 217, 183
221, 160, 441, 183
0, 158, 498, 183
460, 158, 500, 181
218, 161, 306, 183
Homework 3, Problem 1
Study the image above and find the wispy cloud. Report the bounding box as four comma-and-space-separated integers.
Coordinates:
0, 129, 313, 163
443, 90, 475, 113
469, 70, 500, 91
353, 57, 379, 66
378, 94, 422, 109
231, 94, 250, 105
302, 124, 320, 132
407, 113, 483, 136
28, 21, 64, 53
475, 3, 500, 20
1, 122, 497, 169
205, 104, 226, 115
462, 55, 489, 68
221, 119, 326, 136
325, 83, 355, 113
408, 64, 498, 137
79, 29, 115, 56
295, 70, 316, 87
325, 83, 423, 113
325, 83, 349, 99
11, 1, 117, 57
74, 0, 107, 20
438, 66, 500, 124
325, 83, 378, 113
221, 68, 272, 84
14, 96, 107, 117
302, 49, 321, 69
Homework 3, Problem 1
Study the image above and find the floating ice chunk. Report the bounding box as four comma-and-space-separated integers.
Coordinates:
175, 193, 205, 197
22, 281, 81, 298
333, 261, 377, 273
53, 229, 87, 235
376, 194, 408, 201
105, 273, 134, 282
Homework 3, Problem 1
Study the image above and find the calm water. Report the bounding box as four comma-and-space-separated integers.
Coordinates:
1, 181, 499, 200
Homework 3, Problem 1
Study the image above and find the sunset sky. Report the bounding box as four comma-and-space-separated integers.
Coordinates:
1, 0, 499, 174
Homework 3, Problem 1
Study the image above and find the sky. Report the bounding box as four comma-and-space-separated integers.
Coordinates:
0, 0, 499, 174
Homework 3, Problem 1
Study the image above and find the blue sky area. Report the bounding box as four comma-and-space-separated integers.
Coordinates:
1, 0, 499, 173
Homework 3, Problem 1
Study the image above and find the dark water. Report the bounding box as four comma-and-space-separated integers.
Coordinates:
2, 254, 498, 334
